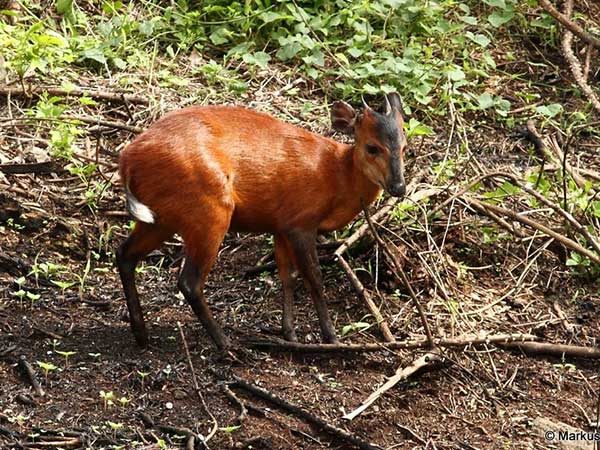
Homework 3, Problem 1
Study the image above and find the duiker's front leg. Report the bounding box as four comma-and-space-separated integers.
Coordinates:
286, 230, 338, 344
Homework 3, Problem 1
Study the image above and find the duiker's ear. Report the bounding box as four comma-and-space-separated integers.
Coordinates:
331, 101, 357, 134
384, 92, 406, 119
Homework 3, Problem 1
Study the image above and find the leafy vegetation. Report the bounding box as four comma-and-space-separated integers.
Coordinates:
1, 0, 571, 115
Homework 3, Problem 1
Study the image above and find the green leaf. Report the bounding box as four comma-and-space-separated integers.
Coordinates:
406, 118, 434, 138
483, 0, 506, 7
219, 425, 241, 433
36, 361, 57, 371
56, 0, 73, 15
51, 280, 76, 290
81, 48, 107, 65
260, 11, 282, 23
466, 32, 490, 47
112, 57, 126, 70
243, 51, 271, 68
347, 47, 364, 58
302, 50, 324, 67
488, 10, 514, 27
210, 27, 231, 45
276, 42, 302, 61
460, 15, 478, 25
139, 20, 155, 36
477, 92, 494, 109
535, 103, 563, 118
446, 67, 465, 81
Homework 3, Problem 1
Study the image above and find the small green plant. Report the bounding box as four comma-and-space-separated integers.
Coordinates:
341, 321, 371, 336
11, 289, 26, 305
106, 421, 124, 437
6, 218, 25, 230
55, 350, 76, 368
7, 413, 26, 428
137, 371, 150, 390
118, 396, 130, 409
36, 361, 58, 382
26, 291, 41, 308
99, 390, 115, 409
51, 280, 76, 296
219, 425, 241, 433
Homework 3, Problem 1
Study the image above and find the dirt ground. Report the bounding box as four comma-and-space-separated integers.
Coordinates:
1, 5, 600, 449
1, 113, 599, 449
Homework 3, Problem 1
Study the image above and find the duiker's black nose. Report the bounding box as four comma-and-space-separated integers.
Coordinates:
388, 182, 406, 198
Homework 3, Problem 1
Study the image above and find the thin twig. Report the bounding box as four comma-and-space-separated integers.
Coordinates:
177, 322, 217, 445
343, 351, 441, 420
230, 375, 384, 450
0, 85, 150, 104
221, 383, 248, 424
0, 115, 142, 133
465, 197, 600, 264
361, 202, 435, 348
500, 341, 600, 359
336, 254, 396, 342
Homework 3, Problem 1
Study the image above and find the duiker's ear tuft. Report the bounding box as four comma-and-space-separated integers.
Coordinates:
331, 101, 357, 135
384, 92, 406, 119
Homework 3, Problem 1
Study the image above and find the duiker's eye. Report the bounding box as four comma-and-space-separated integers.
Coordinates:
365, 145, 380, 155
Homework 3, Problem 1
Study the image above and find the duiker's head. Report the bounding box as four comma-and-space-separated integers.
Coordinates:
331, 93, 407, 198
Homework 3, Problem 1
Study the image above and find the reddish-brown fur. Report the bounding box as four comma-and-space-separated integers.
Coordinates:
117, 96, 406, 350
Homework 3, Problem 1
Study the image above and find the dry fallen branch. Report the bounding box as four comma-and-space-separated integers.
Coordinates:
500, 341, 600, 359
343, 351, 442, 420
246, 333, 538, 353
524, 120, 589, 190
17, 355, 44, 397
336, 254, 396, 342
361, 203, 435, 348
230, 375, 384, 450
465, 197, 600, 265
331, 170, 428, 343
538, 0, 600, 48
0, 161, 63, 175
0, 115, 142, 133
334, 196, 400, 257
559, 0, 600, 113
221, 383, 248, 424
334, 168, 427, 257
491, 172, 600, 256
0, 85, 150, 105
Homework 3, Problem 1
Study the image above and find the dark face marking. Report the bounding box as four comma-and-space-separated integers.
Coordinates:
370, 111, 405, 196
352, 98, 408, 198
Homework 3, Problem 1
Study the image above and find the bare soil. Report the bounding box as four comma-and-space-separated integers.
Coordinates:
1, 12, 600, 450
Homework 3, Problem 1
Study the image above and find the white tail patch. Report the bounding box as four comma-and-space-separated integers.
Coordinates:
125, 188, 155, 224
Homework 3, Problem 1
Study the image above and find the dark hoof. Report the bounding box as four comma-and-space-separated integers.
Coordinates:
282, 328, 298, 342
133, 329, 149, 348
323, 333, 339, 344
214, 336, 232, 352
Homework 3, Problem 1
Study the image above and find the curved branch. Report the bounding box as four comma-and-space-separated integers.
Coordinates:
538, 0, 600, 48
559, 0, 600, 113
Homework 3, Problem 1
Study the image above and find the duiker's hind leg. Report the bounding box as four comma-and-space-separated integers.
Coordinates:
178, 209, 232, 350
274, 233, 299, 341
116, 221, 173, 347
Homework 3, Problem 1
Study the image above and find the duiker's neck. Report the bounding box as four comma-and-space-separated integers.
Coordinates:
341, 143, 382, 206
